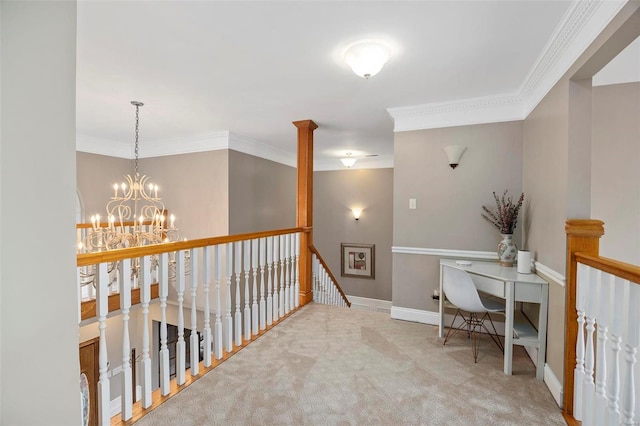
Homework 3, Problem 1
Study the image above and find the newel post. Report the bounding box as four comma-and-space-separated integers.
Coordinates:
294, 119, 318, 306
563, 219, 604, 416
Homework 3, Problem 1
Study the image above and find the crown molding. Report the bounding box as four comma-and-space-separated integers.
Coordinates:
76, 133, 132, 159
387, 0, 627, 132
228, 133, 296, 167
137, 131, 230, 158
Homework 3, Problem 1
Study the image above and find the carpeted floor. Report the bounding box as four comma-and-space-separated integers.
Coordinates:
136, 303, 564, 425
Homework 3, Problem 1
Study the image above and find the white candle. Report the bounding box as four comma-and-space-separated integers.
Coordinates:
90, 215, 96, 230
95, 215, 101, 229
170, 214, 175, 229
113, 183, 118, 198
121, 182, 126, 193
154, 184, 158, 198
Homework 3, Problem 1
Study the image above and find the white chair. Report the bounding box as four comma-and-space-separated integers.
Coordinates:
442, 265, 505, 363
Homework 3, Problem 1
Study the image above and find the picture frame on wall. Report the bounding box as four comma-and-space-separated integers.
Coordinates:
340, 243, 375, 279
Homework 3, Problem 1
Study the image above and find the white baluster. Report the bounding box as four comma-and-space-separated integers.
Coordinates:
190, 248, 199, 377
279, 235, 285, 317
158, 253, 170, 396
119, 258, 133, 420
608, 275, 625, 425
251, 239, 259, 335
176, 251, 186, 386
574, 263, 588, 421
203, 246, 212, 368
96, 263, 111, 425
294, 233, 300, 309
243, 240, 251, 341
214, 245, 223, 360
272, 236, 280, 321
582, 267, 598, 425
288, 233, 295, 311
284, 233, 291, 315
266, 236, 274, 325
595, 270, 609, 424
225, 243, 233, 352
234, 241, 242, 346
141, 256, 153, 408
312, 254, 318, 302
621, 279, 639, 425
259, 238, 266, 330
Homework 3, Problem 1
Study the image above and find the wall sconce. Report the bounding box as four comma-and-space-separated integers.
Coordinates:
341, 152, 357, 168
442, 145, 467, 169
352, 208, 362, 221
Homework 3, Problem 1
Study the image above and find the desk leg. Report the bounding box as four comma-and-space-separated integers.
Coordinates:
504, 281, 514, 376
537, 284, 549, 381
438, 264, 444, 338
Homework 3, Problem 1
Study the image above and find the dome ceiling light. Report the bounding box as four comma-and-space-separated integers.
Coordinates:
343, 40, 390, 79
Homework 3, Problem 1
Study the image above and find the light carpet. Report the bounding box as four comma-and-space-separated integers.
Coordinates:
136, 303, 564, 425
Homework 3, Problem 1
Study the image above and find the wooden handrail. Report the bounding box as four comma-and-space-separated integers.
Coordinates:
77, 227, 303, 267
575, 252, 640, 285
310, 245, 351, 307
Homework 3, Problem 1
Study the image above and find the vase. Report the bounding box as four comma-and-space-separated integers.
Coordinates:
497, 233, 517, 267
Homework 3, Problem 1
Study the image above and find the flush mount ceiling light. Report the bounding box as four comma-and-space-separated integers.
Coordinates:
344, 40, 390, 79
340, 152, 357, 168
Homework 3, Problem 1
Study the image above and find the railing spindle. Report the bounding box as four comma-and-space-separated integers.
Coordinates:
176, 251, 186, 386
243, 240, 251, 341
595, 270, 608, 425
203, 246, 212, 367
225, 243, 233, 352
96, 262, 110, 425
294, 233, 300, 309
158, 253, 170, 396
120, 258, 133, 420
141, 256, 153, 408
214, 245, 223, 360
272, 235, 280, 321
234, 241, 242, 346
574, 263, 588, 420
279, 235, 285, 317
251, 238, 259, 335
607, 275, 624, 425
621, 279, 639, 425
266, 236, 274, 325
284, 233, 291, 315
259, 238, 266, 330
190, 248, 199, 377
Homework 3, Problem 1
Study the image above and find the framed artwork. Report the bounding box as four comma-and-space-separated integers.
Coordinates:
340, 243, 375, 279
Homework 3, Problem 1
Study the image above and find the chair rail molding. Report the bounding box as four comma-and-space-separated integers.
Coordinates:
391, 246, 498, 260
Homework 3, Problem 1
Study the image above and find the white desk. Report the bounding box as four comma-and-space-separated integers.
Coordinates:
438, 259, 549, 380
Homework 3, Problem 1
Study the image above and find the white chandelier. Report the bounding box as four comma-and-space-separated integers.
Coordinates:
82, 101, 179, 253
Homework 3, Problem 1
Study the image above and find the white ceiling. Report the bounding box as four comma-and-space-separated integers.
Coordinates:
76, 1, 628, 170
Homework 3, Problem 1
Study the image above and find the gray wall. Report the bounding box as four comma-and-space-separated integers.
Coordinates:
228, 150, 296, 235
592, 82, 640, 264
314, 168, 393, 301
1, 2, 81, 423
392, 121, 523, 310
77, 152, 132, 220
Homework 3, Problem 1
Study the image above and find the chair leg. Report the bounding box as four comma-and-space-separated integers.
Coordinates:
443, 309, 470, 345
481, 312, 504, 353
471, 313, 480, 363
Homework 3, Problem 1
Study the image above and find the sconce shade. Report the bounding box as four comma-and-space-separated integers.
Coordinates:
344, 41, 390, 79
352, 208, 362, 220
341, 157, 357, 168
442, 145, 467, 169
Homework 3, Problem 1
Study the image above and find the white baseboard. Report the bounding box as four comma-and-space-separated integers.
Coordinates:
390, 306, 440, 324
544, 363, 563, 408
347, 295, 392, 313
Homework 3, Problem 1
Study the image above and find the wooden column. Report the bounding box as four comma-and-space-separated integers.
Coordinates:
564, 219, 604, 417
294, 119, 318, 306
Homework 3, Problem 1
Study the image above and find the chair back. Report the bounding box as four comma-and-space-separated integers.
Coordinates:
442, 265, 487, 313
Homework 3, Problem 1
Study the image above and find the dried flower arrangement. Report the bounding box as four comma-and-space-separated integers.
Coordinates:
481, 190, 525, 234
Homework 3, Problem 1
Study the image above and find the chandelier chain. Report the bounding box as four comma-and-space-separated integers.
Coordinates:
134, 102, 140, 177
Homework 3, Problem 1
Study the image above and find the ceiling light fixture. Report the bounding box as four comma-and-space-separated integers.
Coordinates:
341, 153, 357, 168
344, 40, 390, 79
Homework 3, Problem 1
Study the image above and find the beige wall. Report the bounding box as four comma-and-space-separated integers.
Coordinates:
314, 168, 393, 301
392, 121, 523, 310
228, 150, 296, 234
77, 152, 133, 220
592, 82, 640, 264
139, 151, 230, 239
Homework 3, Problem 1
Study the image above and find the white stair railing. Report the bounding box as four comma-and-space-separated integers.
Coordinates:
311, 252, 349, 308
573, 260, 639, 425
77, 229, 306, 425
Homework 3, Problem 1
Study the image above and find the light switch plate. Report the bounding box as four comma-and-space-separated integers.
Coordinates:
409, 198, 417, 209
